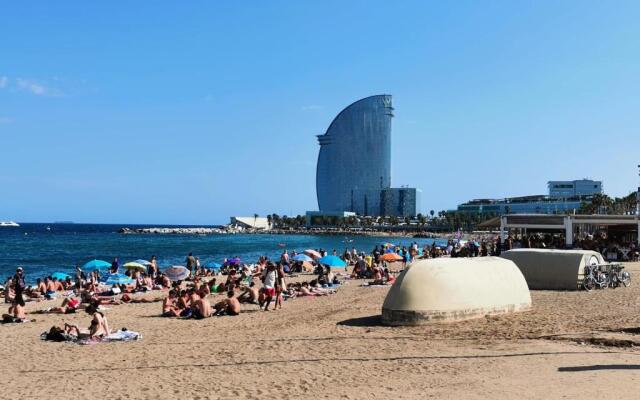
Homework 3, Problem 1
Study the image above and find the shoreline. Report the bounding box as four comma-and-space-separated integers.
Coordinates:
119, 226, 449, 238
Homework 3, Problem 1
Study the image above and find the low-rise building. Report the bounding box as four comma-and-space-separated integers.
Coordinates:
229, 217, 271, 230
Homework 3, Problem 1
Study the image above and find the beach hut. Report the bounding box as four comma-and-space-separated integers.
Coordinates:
500, 249, 605, 290
381, 257, 531, 326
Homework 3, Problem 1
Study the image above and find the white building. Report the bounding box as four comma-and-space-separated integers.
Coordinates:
229, 217, 271, 230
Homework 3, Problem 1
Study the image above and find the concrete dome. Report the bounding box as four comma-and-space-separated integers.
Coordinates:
382, 257, 531, 325
501, 249, 605, 290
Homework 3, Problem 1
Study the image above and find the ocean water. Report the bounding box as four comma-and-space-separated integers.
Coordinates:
0, 223, 446, 283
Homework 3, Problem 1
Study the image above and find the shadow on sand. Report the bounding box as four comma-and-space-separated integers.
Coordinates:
337, 315, 384, 327
559, 364, 640, 372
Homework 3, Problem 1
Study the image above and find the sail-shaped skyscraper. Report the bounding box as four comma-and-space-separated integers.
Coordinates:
315, 95, 420, 217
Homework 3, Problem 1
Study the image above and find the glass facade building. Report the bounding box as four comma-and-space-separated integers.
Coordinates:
316, 95, 394, 215
457, 179, 602, 215
548, 179, 602, 198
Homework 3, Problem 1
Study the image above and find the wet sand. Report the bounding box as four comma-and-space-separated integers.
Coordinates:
2, 262, 640, 399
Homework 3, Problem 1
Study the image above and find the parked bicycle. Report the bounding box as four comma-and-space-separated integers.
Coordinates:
609, 263, 631, 288
582, 262, 631, 291
582, 263, 608, 291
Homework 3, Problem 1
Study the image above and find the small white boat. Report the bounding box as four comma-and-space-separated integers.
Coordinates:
0, 221, 19, 227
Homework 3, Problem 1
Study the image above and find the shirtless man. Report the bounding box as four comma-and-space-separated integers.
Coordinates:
45, 277, 57, 296
192, 297, 212, 319
238, 282, 259, 304
53, 278, 65, 292
162, 290, 181, 317
36, 278, 47, 296
214, 291, 240, 316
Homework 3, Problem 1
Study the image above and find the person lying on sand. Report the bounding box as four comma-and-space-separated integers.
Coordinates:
296, 282, 327, 296
64, 303, 110, 340
213, 291, 240, 316
36, 296, 81, 314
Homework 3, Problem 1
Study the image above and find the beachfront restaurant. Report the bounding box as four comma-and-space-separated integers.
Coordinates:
484, 214, 640, 248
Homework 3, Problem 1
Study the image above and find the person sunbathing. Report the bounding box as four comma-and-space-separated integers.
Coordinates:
36, 278, 47, 296
3, 301, 26, 322
63, 303, 110, 340
45, 277, 57, 298
237, 282, 259, 304
177, 290, 190, 309
192, 297, 212, 319
296, 282, 324, 297
160, 274, 171, 289
198, 282, 210, 298
40, 296, 81, 314
120, 293, 158, 303
213, 291, 240, 316
162, 290, 181, 317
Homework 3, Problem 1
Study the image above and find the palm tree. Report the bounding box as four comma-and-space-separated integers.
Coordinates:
430, 209, 435, 219
253, 213, 259, 229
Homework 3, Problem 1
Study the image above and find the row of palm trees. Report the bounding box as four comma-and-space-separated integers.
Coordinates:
256, 209, 495, 232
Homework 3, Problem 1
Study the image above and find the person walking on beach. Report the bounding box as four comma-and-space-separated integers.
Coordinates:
186, 252, 196, 276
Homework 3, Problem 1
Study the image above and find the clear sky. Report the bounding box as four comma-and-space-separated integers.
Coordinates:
2, 1, 639, 224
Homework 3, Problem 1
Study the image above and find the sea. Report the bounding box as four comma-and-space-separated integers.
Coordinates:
0, 223, 447, 284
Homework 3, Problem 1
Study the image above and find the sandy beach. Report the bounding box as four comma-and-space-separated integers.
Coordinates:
2, 263, 640, 399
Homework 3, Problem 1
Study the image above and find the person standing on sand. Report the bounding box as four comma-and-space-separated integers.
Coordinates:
149, 255, 158, 278
195, 257, 201, 276
186, 252, 196, 276
110, 257, 119, 274
261, 263, 277, 311
12, 267, 26, 309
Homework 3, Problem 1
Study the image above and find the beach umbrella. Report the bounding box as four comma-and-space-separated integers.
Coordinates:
304, 249, 321, 259
134, 259, 152, 267
164, 265, 190, 281
208, 262, 222, 269
292, 254, 313, 262
83, 259, 111, 272
380, 253, 403, 262
225, 257, 241, 266
51, 272, 71, 281
301, 261, 314, 272
123, 262, 147, 273
100, 273, 134, 285
318, 255, 347, 268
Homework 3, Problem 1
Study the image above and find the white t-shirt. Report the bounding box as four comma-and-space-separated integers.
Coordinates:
262, 270, 276, 289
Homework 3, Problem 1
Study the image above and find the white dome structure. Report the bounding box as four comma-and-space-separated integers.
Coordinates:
501, 249, 605, 290
382, 257, 531, 325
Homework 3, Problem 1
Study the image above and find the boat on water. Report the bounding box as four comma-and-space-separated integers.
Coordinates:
0, 221, 20, 227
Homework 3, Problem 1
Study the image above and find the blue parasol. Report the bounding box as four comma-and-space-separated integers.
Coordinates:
51, 272, 72, 281
83, 259, 112, 272
100, 273, 134, 285
292, 254, 313, 262
318, 255, 347, 268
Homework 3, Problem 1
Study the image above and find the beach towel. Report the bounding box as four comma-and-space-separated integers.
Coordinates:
104, 329, 142, 342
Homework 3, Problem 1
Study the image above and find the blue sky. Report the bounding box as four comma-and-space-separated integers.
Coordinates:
1, 1, 639, 224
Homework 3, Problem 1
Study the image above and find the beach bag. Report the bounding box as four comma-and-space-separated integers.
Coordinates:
45, 327, 73, 342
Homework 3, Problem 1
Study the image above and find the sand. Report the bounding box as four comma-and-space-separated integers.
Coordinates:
2, 263, 640, 399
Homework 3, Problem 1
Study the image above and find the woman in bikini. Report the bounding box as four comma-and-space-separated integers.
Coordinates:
64, 303, 110, 340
